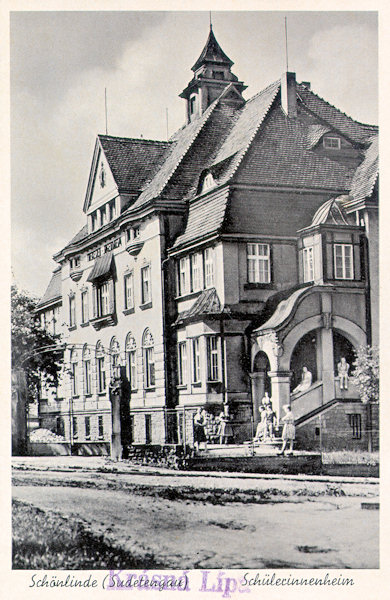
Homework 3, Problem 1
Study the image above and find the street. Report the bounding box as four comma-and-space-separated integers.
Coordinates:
12, 457, 379, 569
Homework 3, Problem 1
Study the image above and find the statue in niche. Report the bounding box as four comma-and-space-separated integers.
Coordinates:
337, 357, 350, 390
292, 366, 312, 395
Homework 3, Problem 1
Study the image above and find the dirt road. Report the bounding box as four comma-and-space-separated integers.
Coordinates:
12, 461, 379, 569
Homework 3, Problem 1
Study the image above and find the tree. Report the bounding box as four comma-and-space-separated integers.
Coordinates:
351, 345, 379, 453
11, 285, 63, 400
351, 345, 379, 404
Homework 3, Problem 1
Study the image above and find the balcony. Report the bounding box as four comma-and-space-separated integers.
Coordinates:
90, 312, 117, 330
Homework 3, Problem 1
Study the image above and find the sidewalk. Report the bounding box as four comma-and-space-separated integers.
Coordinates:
12, 455, 379, 486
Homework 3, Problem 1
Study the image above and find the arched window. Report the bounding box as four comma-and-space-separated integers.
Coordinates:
70, 348, 79, 396
125, 333, 137, 391
82, 344, 92, 395
96, 340, 106, 393
110, 336, 121, 378
142, 329, 155, 389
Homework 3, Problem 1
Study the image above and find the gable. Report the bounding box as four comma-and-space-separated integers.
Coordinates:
84, 140, 118, 214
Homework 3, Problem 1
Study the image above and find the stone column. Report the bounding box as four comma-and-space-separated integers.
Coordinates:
250, 372, 266, 425
109, 377, 122, 461
268, 371, 292, 425
318, 327, 335, 404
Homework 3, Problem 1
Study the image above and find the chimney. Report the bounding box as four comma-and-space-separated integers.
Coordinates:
281, 71, 297, 118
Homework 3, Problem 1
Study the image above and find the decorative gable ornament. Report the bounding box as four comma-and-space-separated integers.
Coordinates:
99, 162, 106, 188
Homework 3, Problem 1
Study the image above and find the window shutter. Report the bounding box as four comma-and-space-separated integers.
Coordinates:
108, 279, 115, 314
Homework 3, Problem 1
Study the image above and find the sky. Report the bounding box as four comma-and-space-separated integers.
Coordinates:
10, 10, 378, 298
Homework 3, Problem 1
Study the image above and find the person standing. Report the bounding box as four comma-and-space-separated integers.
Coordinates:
278, 405, 295, 455
193, 407, 208, 453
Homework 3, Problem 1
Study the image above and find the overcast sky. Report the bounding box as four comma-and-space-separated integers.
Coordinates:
10, 10, 378, 298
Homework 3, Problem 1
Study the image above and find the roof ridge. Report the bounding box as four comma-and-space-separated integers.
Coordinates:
223, 79, 280, 180
137, 95, 224, 203
98, 134, 171, 145
244, 78, 281, 105
297, 83, 378, 130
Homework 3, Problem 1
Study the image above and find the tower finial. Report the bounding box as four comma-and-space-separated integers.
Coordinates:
209, 11, 212, 30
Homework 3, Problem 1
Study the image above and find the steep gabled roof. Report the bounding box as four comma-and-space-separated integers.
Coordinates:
37, 268, 62, 308
130, 97, 225, 210
231, 106, 356, 190
297, 83, 377, 145
349, 135, 378, 202
192, 26, 233, 71
210, 80, 280, 180
98, 135, 171, 194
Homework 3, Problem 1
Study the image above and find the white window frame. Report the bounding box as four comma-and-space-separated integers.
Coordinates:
247, 243, 271, 284
334, 243, 354, 280
84, 359, 91, 395
323, 136, 341, 150
96, 280, 110, 316
178, 342, 188, 386
206, 336, 220, 382
179, 256, 190, 296
69, 295, 76, 327
303, 246, 314, 282
71, 361, 78, 396
144, 347, 155, 389
141, 265, 151, 304
97, 357, 106, 393
191, 252, 203, 292
128, 350, 137, 390
192, 338, 201, 383
124, 272, 134, 310
81, 290, 89, 323
204, 247, 215, 288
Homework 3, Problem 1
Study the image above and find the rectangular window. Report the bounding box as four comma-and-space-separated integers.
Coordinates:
96, 281, 110, 316
303, 247, 314, 282
71, 362, 78, 396
178, 342, 188, 386
247, 243, 271, 283
323, 136, 341, 149
191, 252, 203, 292
179, 256, 190, 295
128, 350, 137, 390
133, 226, 140, 239
144, 347, 155, 388
97, 357, 106, 393
91, 212, 97, 232
145, 415, 152, 444
204, 247, 215, 288
84, 360, 91, 395
141, 265, 151, 304
98, 415, 104, 439
69, 296, 76, 327
349, 413, 362, 440
85, 416, 91, 439
126, 228, 131, 242
334, 244, 353, 280
100, 206, 107, 227
81, 291, 89, 323
207, 336, 219, 381
72, 417, 78, 439
192, 338, 201, 383
109, 200, 116, 221
124, 272, 134, 310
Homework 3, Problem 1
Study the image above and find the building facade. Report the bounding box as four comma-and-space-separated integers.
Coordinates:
36, 26, 378, 451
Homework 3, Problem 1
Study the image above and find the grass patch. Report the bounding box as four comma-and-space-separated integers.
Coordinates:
322, 451, 379, 466
12, 499, 162, 570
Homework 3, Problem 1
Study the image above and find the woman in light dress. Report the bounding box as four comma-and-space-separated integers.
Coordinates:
277, 404, 295, 455
292, 366, 312, 395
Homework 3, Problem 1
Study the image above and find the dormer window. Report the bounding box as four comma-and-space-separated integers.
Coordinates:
323, 136, 341, 150
190, 95, 197, 115
202, 173, 215, 192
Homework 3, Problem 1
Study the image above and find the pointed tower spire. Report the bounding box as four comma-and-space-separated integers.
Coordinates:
180, 26, 246, 123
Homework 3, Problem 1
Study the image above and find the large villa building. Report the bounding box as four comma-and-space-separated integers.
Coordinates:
36, 26, 379, 452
